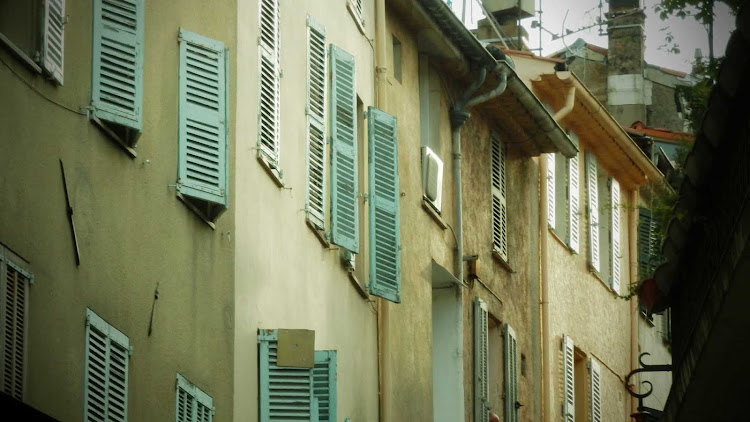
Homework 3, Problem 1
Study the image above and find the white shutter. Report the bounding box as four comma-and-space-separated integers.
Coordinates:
586, 154, 600, 272
589, 358, 602, 422
41, 0, 65, 84
568, 153, 580, 253
305, 18, 327, 230
562, 335, 575, 422
503, 324, 518, 422
474, 298, 490, 422
0, 257, 29, 401
84, 309, 129, 422
547, 153, 555, 230
491, 133, 508, 261
610, 179, 621, 294
258, 0, 281, 165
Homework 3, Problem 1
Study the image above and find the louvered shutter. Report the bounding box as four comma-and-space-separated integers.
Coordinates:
0, 259, 29, 401
313, 351, 337, 422
589, 358, 602, 422
473, 298, 490, 422
329, 45, 358, 252
84, 309, 130, 422
91, 0, 144, 131
176, 374, 214, 422
258, 330, 318, 422
41, 0, 65, 84
638, 208, 658, 277
491, 132, 508, 261
368, 107, 401, 302
305, 18, 327, 230
258, 0, 281, 165
586, 154, 600, 272
661, 309, 671, 343
568, 153, 580, 253
610, 179, 621, 293
562, 335, 575, 422
176, 29, 227, 207
547, 153, 555, 230
503, 324, 518, 422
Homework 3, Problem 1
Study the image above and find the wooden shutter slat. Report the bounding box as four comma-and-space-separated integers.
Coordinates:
258, 0, 281, 165
41, 0, 65, 84
84, 309, 129, 422
562, 335, 575, 422
474, 298, 489, 422
491, 132, 508, 261
611, 179, 621, 293
568, 153, 580, 253
1, 263, 28, 401
547, 153, 555, 230
305, 19, 327, 230
313, 351, 337, 422
586, 154, 600, 272
504, 324, 518, 422
589, 358, 602, 422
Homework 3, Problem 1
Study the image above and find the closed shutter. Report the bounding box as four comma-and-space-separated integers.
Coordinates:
313, 351, 337, 422
473, 298, 489, 422
91, 0, 144, 131
84, 308, 130, 422
568, 153, 580, 253
258, 330, 318, 422
586, 154, 600, 273
329, 45, 358, 253
546, 153, 555, 230
638, 208, 658, 277
41, 0, 65, 84
610, 179, 621, 294
368, 107, 401, 302
176, 29, 228, 207
562, 335, 575, 422
589, 358, 602, 422
305, 18, 327, 230
503, 324, 518, 422
176, 374, 214, 422
258, 0, 281, 165
491, 132, 508, 261
0, 259, 29, 401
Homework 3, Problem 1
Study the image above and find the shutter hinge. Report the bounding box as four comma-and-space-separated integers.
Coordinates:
359, 192, 368, 202
85, 313, 91, 326
128, 346, 134, 356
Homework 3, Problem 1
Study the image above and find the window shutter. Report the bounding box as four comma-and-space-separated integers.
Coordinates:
258, 0, 281, 165
586, 154, 600, 273
491, 132, 508, 261
258, 330, 318, 422
503, 324, 518, 422
568, 153, 580, 253
610, 179, 621, 294
661, 309, 671, 343
638, 208, 658, 277
84, 308, 130, 422
546, 153, 555, 230
313, 351, 337, 422
41, 0, 65, 84
329, 45, 358, 253
305, 18, 327, 230
91, 0, 144, 131
367, 107, 401, 303
589, 358, 602, 422
562, 335, 575, 422
176, 374, 214, 422
0, 259, 29, 401
473, 298, 490, 422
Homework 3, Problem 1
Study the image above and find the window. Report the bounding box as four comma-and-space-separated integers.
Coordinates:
305, 17, 327, 231
175, 374, 214, 422
491, 132, 508, 263
419, 57, 445, 214
0, 245, 31, 401
0, 0, 64, 83
547, 148, 580, 253
176, 29, 228, 224
563, 337, 602, 422
392, 35, 401, 83
84, 308, 130, 422
258, 0, 281, 177
347, 0, 365, 34
586, 153, 621, 292
638, 207, 660, 278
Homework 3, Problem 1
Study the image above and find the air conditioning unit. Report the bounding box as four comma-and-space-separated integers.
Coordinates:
421, 146, 444, 213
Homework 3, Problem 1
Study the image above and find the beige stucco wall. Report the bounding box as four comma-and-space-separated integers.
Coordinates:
233, 0, 379, 421
0, 0, 236, 420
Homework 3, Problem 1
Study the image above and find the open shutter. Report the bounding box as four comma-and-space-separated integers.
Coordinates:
258, 330, 318, 422
313, 351, 337, 422
0, 259, 29, 401
41, 0, 65, 84
610, 179, 621, 293
258, 0, 281, 165
473, 298, 489, 422
176, 374, 214, 422
491, 132, 508, 261
568, 153, 580, 253
305, 18, 327, 230
546, 153, 555, 230
589, 358, 602, 422
368, 107, 401, 302
586, 154, 600, 272
329, 45, 358, 252
91, 0, 144, 131
84, 309, 130, 422
562, 335, 575, 422
638, 208, 658, 277
503, 324, 518, 422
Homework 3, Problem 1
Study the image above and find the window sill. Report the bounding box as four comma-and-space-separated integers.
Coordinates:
346, 1, 366, 36
589, 267, 617, 294
348, 270, 369, 300
91, 116, 138, 158
176, 193, 217, 230
257, 155, 284, 187
548, 228, 578, 255
0, 32, 42, 75
492, 249, 515, 273
306, 220, 331, 248
422, 199, 447, 230
640, 311, 656, 327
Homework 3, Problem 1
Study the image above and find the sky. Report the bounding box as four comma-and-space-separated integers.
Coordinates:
447, 0, 736, 73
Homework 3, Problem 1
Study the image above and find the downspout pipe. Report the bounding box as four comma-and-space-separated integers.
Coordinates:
553, 86, 576, 122
540, 152, 552, 422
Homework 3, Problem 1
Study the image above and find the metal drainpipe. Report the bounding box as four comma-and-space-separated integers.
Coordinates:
540, 152, 552, 422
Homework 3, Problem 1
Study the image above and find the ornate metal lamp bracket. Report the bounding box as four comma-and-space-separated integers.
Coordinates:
625, 352, 673, 405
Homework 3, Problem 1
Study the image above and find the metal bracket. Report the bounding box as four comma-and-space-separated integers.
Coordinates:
624, 352, 672, 411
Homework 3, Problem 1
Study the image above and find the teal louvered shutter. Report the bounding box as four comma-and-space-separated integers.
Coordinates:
329, 45, 358, 252
586, 153, 600, 273
367, 107, 401, 303
305, 18, 327, 230
0, 256, 29, 401
491, 132, 508, 261
91, 0, 144, 132
562, 335, 575, 422
589, 358, 602, 422
638, 208, 659, 278
258, 0, 281, 165
84, 308, 130, 422
41, 0, 65, 84
473, 298, 490, 422
503, 324, 518, 422
568, 153, 580, 253
176, 29, 228, 207
176, 373, 214, 422
313, 351, 337, 422
258, 330, 318, 422
610, 179, 621, 293
546, 153, 555, 230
